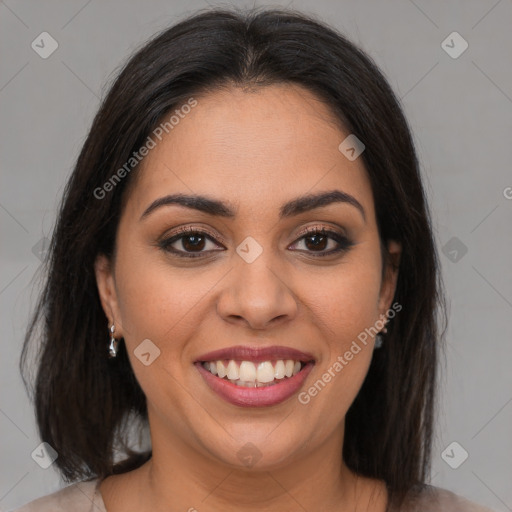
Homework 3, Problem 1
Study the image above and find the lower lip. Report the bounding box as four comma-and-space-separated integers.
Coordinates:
195, 362, 315, 407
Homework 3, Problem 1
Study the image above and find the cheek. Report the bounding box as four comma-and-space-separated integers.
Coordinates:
306, 251, 383, 349
297, 255, 383, 430
112, 243, 194, 346
113, 243, 226, 361
112, 247, 210, 414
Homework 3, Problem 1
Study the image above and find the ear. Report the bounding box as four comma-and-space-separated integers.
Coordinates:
378, 239, 402, 315
94, 254, 123, 337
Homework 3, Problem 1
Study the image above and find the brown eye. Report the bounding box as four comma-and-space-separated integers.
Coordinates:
303, 232, 329, 251
180, 233, 207, 252
159, 228, 223, 258
290, 228, 354, 256
158, 226, 354, 259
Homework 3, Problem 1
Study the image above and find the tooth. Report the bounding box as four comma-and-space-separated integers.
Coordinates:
236, 380, 256, 387
256, 361, 275, 383
285, 360, 294, 377
274, 360, 286, 379
292, 361, 301, 376
208, 362, 217, 375
226, 360, 239, 380
217, 361, 227, 378
239, 361, 257, 382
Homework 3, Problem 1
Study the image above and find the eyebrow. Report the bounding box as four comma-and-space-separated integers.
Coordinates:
140, 189, 366, 222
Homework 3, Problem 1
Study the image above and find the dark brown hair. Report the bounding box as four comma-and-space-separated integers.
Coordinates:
21, 6, 445, 509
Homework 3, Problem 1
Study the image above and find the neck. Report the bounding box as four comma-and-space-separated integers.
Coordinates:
100, 409, 388, 512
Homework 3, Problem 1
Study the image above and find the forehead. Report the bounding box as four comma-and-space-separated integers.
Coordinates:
124, 84, 373, 220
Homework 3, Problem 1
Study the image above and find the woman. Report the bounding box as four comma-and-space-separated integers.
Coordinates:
15, 6, 495, 512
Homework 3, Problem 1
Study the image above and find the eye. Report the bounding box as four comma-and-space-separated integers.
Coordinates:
289, 227, 354, 257
158, 227, 223, 258
158, 226, 354, 259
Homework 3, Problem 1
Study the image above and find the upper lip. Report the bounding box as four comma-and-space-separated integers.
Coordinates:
195, 345, 315, 363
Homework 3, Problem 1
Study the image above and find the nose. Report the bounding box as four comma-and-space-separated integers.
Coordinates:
216, 255, 299, 331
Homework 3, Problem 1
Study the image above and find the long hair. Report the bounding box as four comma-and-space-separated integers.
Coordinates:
21, 6, 445, 509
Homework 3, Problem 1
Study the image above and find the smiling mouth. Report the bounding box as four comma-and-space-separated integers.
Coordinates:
200, 359, 309, 387
194, 345, 316, 406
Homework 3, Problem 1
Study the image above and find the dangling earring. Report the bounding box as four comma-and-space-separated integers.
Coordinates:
108, 324, 118, 358
374, 319, 389, 349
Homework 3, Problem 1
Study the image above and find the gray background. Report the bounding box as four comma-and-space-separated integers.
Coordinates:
1, 0, 511, 510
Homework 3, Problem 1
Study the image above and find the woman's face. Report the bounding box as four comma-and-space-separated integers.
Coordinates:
96, 83, 400, 471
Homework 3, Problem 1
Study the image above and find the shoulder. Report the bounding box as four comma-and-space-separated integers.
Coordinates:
400, 485, 497, 512
9, 479, 106, 512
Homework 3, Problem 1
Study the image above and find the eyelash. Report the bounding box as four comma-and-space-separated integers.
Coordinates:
158, 225, 354, 259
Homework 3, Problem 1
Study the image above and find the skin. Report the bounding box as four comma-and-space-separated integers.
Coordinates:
95, 83, 401, 512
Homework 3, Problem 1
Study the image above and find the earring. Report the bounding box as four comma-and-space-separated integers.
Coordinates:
374, 318, 389, 349
108, 324, 118, 358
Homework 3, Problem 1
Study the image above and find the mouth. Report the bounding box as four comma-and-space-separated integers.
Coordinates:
194, 346, 315, 407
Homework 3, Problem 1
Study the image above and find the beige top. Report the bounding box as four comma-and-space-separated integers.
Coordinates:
11, 478, 497, 512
